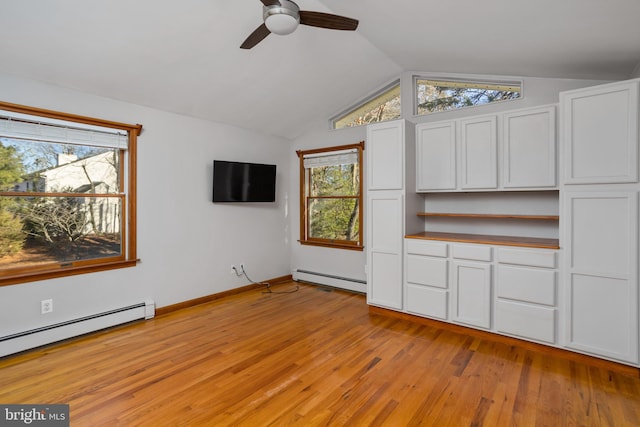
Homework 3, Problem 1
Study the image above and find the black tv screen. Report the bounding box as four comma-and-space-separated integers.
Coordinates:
212, 160, 276, 203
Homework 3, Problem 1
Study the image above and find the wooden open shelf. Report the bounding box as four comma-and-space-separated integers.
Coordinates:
417, 212, 560, 221
406, 231, 560, 249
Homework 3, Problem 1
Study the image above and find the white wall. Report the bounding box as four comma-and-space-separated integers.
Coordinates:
0, 73, 291, 339
289, 73, 610, 286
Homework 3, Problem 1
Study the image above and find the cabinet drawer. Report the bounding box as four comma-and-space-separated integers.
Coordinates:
406, 284, 448, 320
452, 244, 492, 262
497, 265, 556, 306
406, 239, 448, 257
495, 300, 556, 344
406, 255, 448, 289
497, 248, 556, 268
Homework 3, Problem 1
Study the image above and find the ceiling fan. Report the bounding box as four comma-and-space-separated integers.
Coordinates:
240, 0, 359, 49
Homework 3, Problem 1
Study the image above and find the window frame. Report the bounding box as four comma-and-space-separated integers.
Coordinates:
330, 80, 401, 130
413, 75, 523, 116
0, 100, 142, 286
297, 142, 364, 251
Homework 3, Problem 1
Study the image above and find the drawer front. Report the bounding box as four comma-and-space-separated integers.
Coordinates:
452, 244, 492, 262
497, 265, 556, 306
406, 255, 448, 289
497, 247, 556, 268
406, 284, 448, 320
495, 300, 556, 344
406, 239, 448, 257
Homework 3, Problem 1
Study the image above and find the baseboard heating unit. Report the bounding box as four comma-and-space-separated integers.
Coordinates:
0, 300, 155, 358
292, 269, 366, 294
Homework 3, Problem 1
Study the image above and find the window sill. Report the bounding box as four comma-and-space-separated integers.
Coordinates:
299, 240, 364, 252
0, 259, 140, 286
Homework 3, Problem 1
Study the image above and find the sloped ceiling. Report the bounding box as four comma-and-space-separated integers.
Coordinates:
0, 0, 639, 140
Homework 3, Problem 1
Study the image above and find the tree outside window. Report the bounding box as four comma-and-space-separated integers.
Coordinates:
297, 142, 364, 250
416, 78, 521, 115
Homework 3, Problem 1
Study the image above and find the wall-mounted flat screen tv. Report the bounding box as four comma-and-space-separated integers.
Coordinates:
212, 160, 276, 203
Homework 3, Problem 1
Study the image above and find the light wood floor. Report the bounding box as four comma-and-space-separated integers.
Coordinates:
1, 282, 639, 426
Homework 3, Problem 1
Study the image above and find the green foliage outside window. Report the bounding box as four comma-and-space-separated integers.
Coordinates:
0, 142, 25, 257
308, 164, 359, 242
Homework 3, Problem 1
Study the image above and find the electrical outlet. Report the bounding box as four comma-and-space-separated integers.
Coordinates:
41, 299, 53, 314
231, 264, 237, 275
240, 263, 245, 272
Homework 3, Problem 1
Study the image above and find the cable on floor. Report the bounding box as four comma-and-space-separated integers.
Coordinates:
239, 265, 299, 294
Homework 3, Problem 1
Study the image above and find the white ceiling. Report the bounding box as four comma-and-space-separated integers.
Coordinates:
1, 0, 639, 140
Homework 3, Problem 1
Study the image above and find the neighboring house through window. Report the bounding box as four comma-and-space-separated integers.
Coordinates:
297, 142, 364, 250
0, 101, 142, 285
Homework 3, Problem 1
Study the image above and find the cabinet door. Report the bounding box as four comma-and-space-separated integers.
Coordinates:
451, 260, 492, 329
503, 105, 557, 188
367, 120, 404, 190
563, 190, 638, 363
561, 80, 639, 184
416, 121, 456, 190
366, 192, 403, 309
460, 115, 497, 189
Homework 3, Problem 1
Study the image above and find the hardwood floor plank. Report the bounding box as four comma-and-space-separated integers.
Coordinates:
1, 282, 639, 426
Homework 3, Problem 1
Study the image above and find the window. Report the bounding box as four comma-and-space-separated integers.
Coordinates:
331, 81, 401, 130
415, 77, 521, 115
297, 142, 364, 250
0, 101, 142, 285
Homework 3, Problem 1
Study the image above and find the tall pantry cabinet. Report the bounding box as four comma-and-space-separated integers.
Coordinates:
560, 79, 639, 365
365, 120, 421, 310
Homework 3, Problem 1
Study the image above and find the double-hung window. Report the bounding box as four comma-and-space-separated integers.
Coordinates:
0, 101, 141, 285
297, 142, 364, 250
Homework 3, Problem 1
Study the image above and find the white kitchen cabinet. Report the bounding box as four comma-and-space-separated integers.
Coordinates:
460, 115, 498, 190
367, 192, 404, 310
557, 78, 640, 366
416, 121, 456, 191
366, 119, 417, 311
503, 105, 556, 188
562, 190, 638, 364
561, 80, 639, 185
404, 239, 449, 320
451, 245, 492, 329
416, 105, 557, 192
367, 120, 405, 190
495, 247, 557, 344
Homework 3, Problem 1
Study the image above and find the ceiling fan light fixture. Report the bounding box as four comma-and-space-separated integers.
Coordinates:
263, 1, 300, 35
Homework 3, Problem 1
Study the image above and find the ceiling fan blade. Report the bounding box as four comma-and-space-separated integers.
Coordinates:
260, 0, 281, 6
240, 23, 271, 49
299, 11, 359, 31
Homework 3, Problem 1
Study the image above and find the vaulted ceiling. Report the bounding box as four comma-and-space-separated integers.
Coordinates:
1, 0, 639, 140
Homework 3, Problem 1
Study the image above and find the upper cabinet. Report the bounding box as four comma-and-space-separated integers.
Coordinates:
460, 115, 498, 190
503, 105, 557, 189
416, 121, 456, 191
367, 120, 405, 191
561, 80, 639, 185
416, 104, 558, 192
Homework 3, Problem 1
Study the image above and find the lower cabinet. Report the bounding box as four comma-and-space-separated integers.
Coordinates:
495, 248, 558, 344
451, 258, 492, 329
404, 239, 560, 345
405, 239, 449, 319
367, 192, 404, 310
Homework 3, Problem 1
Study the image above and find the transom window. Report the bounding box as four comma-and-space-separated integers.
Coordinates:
0, 101, 141, 286
331, 81, 401, 130
297, 142, 364, 250
415, 77, 521, 115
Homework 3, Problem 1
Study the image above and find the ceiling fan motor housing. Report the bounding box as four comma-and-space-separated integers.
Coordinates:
263, 0, 300, 35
